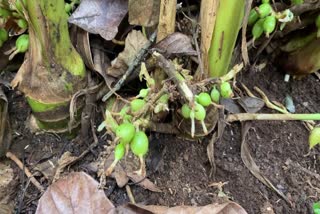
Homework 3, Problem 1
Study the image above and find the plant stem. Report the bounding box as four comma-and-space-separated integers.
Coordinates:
153, 52, 194, 103
208, 0, 245, 77
227, 113, 320, 122
12, 0, 87, 132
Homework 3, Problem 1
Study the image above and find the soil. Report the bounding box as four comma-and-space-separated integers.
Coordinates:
1, 61, 319, 214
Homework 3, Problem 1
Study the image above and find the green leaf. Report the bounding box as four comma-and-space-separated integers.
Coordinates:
313, 202, 320, 214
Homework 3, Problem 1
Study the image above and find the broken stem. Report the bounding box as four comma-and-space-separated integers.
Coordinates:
6, 152, 45, 193
153, 52, 194, 103
102, 31, 157, 102
227, 113, 320, 122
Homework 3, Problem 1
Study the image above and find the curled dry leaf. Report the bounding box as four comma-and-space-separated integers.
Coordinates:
107, 30, 149, 78
119, 202, 248, 214
69, 0, 128, 41
127, 172, 162, 193
36, 172, 114, 214
0, 88, 11, 157
34, 157, 58, 181
104, 147, 162, 192
153, 32, 197, 57
238, 97, 265, 113
240, 122, 291, 205
128, 0, 160, 27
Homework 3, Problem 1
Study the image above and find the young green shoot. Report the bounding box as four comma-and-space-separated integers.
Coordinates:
130, 131, 149, 177
105, 143, 125, 176
17, 18, 28, 29
194, 103, 208, 135
313, 202, 320, 214
263, 15, 276, 37
309, 127, 320, 149
248, 9, 259, 26
257, 3, 272, 18
154, 94, 170, 113
252, 18, 265, 42
197, 91, 223, 109
8, 34, 29, 60
130, 99, 146, 113
196, 92, 211, 107
104, 110, 119, 132
116, 123, 136, 145
220, 82, 233, 98
0, 28, 8, 43
210, 86, 220, 103
181, 104, 191, 119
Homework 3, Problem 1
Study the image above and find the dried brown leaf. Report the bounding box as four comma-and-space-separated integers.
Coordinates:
120, 202, 248, 214
0, 88, 11, 157
221, 99, 244, 114
153, 32, 197, 57
127, 172, 162, 193
107, 30, 148, 78
36, 172, 115, 214
240, 122, 291, 205
69, 0, 128, 41
128, 0, 160, 27
238, 97, 264, 113
34, 157, 58, 181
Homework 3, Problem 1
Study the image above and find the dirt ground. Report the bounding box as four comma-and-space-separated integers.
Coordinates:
1, 62, 320, 214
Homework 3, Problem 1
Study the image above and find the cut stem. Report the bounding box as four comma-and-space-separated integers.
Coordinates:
135, 155, 146, 177
201, 120, 208, 134
227, 113, 320, 122
105, 159, 118, 177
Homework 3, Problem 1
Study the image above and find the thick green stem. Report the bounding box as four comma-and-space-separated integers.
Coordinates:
208, 0, 245, 77
12, 0, 87, 132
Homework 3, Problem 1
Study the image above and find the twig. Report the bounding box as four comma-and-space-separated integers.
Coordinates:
102, 31, 157, 102
241, 0, 253, 66
227, 113, 320, 122
254, 87, 288, 114
153, 52, 194, 103
6, 152, 45, 193
240, 83, 257, 98
125, 185, 136, 204
194, 63, 244, 88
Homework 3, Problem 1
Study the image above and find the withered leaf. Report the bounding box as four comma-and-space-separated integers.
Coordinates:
36, 172, 114, 214
128, 0, 160, 27
237, 97, 264, 113
221, 98, 244, 114
69, 0, 128, 41
153, 32, 197, 57
107, 30, 148, 78
240, 122, 291, 205
127, 172, 162, 193
119, 202, 248, 214
0, 88, 11, 157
